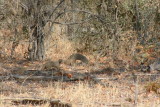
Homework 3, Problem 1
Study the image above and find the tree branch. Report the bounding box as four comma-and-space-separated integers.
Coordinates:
48, 9, 107, 25
50, 16, 92, 25
49, 0, 65, 19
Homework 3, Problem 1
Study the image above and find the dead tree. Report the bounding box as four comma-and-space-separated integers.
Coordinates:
23, 0, 65, 60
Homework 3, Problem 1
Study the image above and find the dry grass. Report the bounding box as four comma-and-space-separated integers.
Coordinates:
0, 79, 160, 107
144, 81, 160, 95
44, 25, 75, 61
0, 28, 160, 107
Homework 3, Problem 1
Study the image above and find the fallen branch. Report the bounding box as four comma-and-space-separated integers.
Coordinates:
0, 70, 111, 86
0, 75, 72, 81
0, 74, 92, 82
2, 97, 71, 107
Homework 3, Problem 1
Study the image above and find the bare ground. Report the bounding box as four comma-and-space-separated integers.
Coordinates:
0, 57, 159, 107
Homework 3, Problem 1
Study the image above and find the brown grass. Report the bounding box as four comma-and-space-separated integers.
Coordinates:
145, 81, 160, 94
44, 25, 75, 61
0, 28, 160, 107
0, 79, 160, 107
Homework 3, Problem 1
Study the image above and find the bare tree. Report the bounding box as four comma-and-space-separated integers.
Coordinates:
21, 0, 66, 60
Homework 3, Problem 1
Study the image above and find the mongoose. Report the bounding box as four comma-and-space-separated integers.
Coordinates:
63, 53, 89, 65
42, 53, 88, 70
149, 58, 160, 72
41, 59, 63, 70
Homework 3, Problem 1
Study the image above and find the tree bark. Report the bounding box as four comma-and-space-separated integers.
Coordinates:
28, 0, 45, 60
29, 26, 45, 60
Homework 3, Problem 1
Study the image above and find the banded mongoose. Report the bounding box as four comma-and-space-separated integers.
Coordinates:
149, 58, 160, 72
42, 53, 88, 70
42, 59, 63, 70
63, 53, 89, 65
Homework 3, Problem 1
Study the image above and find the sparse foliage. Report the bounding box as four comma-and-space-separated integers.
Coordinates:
0, 0, 159, 62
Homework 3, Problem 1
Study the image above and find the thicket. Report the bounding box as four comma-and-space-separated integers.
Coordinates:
0, 0, 159, 62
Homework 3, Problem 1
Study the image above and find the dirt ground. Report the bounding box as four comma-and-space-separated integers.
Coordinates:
0, 57, 159, 107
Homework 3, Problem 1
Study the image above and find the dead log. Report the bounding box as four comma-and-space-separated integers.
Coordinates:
11, 74, 72, 81
2, 97, 72, 107
0, 69, 111, 86
0, 74, 90, 82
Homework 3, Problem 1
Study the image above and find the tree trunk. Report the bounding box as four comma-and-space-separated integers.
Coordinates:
28, 0, 45, 61
29, 26, 45, 61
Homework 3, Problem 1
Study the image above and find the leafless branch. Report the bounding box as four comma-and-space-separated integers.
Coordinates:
47, 9, 106, 25
51, 16, 92, 25
49, 0, 65, 19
